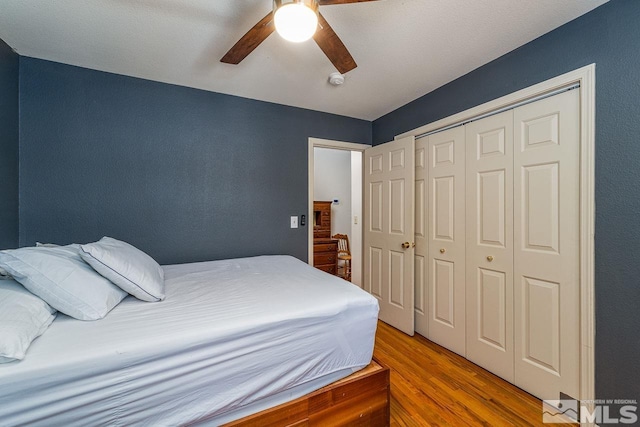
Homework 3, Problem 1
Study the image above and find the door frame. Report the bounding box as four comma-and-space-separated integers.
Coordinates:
395, 64, 596, 403
308, 137, 372, 284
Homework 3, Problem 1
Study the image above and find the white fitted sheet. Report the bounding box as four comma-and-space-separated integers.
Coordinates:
0, 255, 379, 426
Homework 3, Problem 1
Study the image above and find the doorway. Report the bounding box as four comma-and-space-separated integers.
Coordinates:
308, 138, 371, 287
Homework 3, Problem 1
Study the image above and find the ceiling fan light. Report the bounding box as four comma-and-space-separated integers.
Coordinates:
274, 1, 319, 43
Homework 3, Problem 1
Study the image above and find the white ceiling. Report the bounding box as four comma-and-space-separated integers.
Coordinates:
0, 0, 607, 121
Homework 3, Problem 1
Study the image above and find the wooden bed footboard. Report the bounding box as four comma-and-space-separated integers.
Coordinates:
224, 359, 390, 427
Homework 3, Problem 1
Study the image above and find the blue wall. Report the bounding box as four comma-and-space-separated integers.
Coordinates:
0, 39, 19, 249
18, 58, 371, 264
373, 0, 639, 408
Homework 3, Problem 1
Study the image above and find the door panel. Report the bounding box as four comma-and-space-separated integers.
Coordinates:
369, 181, 383, 232
364, 136, 415, 336
389, 250, 405, 307
414, 253, 427, 328
369, 247, 383, 299
390, 179, 406, 234
427, 127, 466, 355
433, 259, 454, 326
477, 268, 507, 350
522, 276, 560, 373
434, 177, 454, 240
466, 110, 514, 382
522, 163, 559, 252
478, 170, 506, 246
414, 137, 429, 336
513, 89, 580, 400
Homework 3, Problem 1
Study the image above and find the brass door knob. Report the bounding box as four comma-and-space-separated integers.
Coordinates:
401, 242, 411, 249
487, 255, 494, 262
440, 248, 446, 254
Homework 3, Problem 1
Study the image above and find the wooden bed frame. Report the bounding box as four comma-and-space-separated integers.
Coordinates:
224, 359, 390, 427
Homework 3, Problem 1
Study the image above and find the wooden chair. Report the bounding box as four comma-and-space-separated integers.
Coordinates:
332, 234, 352, 282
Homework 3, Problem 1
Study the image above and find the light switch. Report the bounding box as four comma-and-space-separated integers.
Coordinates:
290, 216, 298, 228
354, 215, 358, 225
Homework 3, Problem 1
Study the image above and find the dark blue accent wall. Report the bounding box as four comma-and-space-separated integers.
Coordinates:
18, 58, 371, 264
0, 39, 19, 249
373, 0, 639, 409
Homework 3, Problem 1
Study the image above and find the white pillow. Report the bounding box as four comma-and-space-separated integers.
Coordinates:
0, 243, 60, 279
35, 242, 60, 248
0, 279, 56, 363
80, 237, 165, 302
0, 245, 127, 321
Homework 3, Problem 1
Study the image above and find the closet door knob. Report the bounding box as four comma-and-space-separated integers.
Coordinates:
401, 242, 411, 249
487, 255, 494, 262
440, 248, 446, 254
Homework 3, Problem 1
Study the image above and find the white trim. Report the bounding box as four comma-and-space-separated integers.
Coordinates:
578, 64, 596, 411
393, 64, 596, 406
308, 138, 371, 269
310, 137, 371, 151
414, 83, 579, 140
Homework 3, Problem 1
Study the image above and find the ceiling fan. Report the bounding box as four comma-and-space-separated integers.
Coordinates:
221, 0, 379, 74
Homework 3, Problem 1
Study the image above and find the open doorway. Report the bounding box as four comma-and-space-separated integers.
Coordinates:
308, 138, 371, 287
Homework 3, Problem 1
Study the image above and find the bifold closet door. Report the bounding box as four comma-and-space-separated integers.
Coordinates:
413, 89, 581, 400
414, 137, 428, 336
465, 110, 514, 382
426, 127, 466, 356
513, 89, 580, 400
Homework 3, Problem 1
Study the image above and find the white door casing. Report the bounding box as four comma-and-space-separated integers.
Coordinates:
427, 127, 466, 356
364, 136, 416, 336
513, 89, 580, 400
307, 138, 371, 285
465, 110, 515, 382
414, 136, 428, 336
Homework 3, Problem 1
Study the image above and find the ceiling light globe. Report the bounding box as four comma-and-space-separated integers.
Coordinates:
274, 3, 318, 43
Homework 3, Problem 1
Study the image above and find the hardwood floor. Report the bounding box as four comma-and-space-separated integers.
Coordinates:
373, 321, 546, 426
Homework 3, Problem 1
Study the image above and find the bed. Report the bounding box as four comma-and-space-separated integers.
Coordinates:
0, 255, 383, 426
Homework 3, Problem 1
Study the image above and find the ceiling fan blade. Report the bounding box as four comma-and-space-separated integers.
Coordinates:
313, 13, 357, 74
318, 0, 379, 5
221, 11, 275, 64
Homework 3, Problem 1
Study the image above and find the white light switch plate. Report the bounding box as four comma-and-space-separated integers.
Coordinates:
290, 216, 298, 228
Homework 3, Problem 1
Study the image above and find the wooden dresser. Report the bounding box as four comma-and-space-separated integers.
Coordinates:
313, 238, 338, 275
313, 201, 338, 275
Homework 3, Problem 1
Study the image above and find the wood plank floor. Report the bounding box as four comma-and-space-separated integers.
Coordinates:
373, 321, 547, 426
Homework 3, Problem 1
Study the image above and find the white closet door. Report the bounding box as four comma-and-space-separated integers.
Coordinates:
414, 137, 429, 336
465, 110, 514, 382
513, 89, 580, 400
364, 136, 416, 336
427, 127, 466, 356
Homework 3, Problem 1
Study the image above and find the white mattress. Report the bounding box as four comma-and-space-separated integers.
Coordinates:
0, 255, 379, 426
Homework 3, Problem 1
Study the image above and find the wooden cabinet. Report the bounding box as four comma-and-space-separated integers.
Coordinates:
313, 201, 332, 239
313, 201, 337, 274
314, 238, 338, 275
